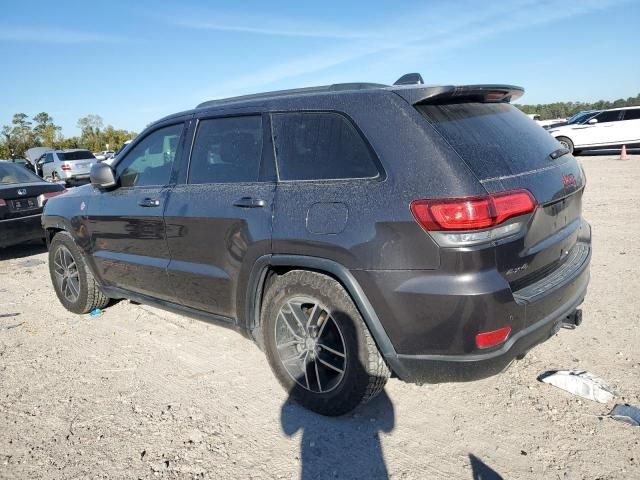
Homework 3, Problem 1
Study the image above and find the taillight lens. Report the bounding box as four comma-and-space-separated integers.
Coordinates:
410, 190, 536, 231
0, 199, 6, 207
37, 189, 67, 207
61, 163, 71, 171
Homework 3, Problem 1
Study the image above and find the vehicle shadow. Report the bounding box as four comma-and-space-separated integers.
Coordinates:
577, 148, 639, 156
0, 241, 47, 261
280, 390, 395, 480
469, 454, 504, 479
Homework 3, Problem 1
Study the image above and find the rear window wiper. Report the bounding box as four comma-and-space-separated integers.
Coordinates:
548, 147, 570, 160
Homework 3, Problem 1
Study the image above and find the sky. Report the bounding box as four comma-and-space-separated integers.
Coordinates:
1, 0, 639, 136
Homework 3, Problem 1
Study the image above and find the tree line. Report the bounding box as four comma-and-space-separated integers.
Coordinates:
0, 112, 137, 160
516, 93, 640, 120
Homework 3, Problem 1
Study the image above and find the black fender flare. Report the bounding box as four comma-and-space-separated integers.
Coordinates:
245, 254, 407, 378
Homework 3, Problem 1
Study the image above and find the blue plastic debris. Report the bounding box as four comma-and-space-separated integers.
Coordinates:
89, 308, 102, 317
610, 404, 640, 426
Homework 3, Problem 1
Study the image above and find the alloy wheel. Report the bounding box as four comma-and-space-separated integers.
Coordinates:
53, 245, 80, 303
274, 297, 347, 393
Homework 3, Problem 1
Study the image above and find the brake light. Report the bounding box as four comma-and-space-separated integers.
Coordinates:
0, 199, 6, 207
61, 163, 71, 171
410, 190, 536, 231
476, 326, 511, 349
37, 189, 67, 207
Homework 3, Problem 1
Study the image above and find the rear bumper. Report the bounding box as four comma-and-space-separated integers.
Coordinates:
0, 214, 44, 248
351, 222, 591, 383
392, 281, 587, 383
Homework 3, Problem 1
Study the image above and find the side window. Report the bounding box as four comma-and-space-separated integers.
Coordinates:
622, 109, 640, 121
44, 153, 53, 164
116, 124, 183, 188
188, 116, 263, 184
271, 112, 379, 181
594, 111, 622, 123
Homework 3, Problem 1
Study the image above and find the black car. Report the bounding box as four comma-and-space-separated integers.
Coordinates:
0, 162, 65, 248
42, 75, 591, 415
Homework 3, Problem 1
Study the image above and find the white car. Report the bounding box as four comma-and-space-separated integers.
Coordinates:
38, 149, 96, 186
103, 140, 132, 166
548, 106, 640, 154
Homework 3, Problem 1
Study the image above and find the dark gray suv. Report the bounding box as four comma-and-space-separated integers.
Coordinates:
42, 75, 591, 415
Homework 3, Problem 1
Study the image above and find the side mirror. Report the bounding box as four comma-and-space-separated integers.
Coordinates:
90, 162, 117, 189
588, 118, 598, 125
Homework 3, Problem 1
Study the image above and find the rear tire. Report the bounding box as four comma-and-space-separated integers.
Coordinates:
262, 270, 390, 416
49, 232, 109, 314
556, 136, 574, 154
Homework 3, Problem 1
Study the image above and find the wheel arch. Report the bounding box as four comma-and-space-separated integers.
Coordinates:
245, 254, 407, 377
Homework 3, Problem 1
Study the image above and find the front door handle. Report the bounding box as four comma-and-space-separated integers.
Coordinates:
139, 198, 161, 208
233, 197, 266, 208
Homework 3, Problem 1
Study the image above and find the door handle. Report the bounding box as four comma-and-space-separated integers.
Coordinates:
139, 198, 161, 208
233, 197, 266, 208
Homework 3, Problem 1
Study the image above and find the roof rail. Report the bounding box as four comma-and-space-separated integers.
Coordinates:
196, 82, 387, 109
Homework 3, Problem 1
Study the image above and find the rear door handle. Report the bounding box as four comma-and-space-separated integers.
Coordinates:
233, 197, 266, 208
139, 198, 161, 208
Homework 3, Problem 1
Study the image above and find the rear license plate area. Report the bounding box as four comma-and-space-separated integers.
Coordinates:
11, 197, 38, 211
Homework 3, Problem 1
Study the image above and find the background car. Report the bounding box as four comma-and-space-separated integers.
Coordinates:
543, 110, 600, 130
0, 161, 65, 248
102, 140, 132, 166
38, 149, 97, 186
25, 146, 53, 175
548, 106, 640, 154
93, 150, 115, 161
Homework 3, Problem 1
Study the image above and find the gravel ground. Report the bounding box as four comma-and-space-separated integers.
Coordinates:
1, 154, 639, 479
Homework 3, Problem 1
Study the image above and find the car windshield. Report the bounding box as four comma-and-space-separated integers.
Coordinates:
58, 150, 95, 161
568, 111, 598, 125
0, 162, 44, 184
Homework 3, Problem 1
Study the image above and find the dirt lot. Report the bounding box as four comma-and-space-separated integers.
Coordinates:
1, 154, 639, 479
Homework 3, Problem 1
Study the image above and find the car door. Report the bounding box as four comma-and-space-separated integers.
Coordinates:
87, 121, 187, 301
40, 153, 54, 178
581, 110, 624, 146
164, 114, 275, 319
620, 108, 640, 144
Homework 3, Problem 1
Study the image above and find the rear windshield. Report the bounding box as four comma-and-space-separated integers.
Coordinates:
58, 150, 95, 161
417, 103, 564, 180
0, 163, 43, 184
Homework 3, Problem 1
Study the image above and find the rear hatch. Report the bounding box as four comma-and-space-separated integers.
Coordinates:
59, 151, 95, 175
0, 163, 64, 220
414, 98, 585, 290
0, 182, 64, 220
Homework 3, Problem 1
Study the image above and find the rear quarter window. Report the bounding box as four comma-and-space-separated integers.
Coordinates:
271, 112, 379, 181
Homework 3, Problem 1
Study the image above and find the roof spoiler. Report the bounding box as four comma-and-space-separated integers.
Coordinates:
392, 84, 524, 105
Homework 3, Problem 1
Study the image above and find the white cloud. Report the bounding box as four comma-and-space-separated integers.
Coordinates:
196, 0, 631, 100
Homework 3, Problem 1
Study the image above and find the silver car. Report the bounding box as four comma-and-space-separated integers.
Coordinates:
38, 149, 96, 186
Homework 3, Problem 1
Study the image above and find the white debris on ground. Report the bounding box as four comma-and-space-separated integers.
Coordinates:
538, 370, 615, 403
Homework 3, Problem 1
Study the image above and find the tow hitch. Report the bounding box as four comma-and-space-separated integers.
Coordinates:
562, 309, 583, 329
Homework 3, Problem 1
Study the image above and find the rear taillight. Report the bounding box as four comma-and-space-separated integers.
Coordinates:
37, 189, 67, 207
61, 163, 71, 171
411, 190, 536, 231
0, 199, 6, 207
410, 190, 536, 246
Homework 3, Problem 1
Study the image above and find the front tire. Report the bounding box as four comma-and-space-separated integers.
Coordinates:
556, 136, 574, 154
49, 232, 109, 314
262, 270, 389, 416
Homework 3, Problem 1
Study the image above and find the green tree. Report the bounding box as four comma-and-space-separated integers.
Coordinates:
33, 112, 62, 147
77, 114, 104, 151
